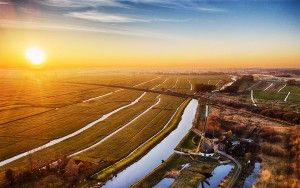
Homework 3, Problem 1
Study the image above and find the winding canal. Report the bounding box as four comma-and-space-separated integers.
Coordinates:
102, 99, 198, 188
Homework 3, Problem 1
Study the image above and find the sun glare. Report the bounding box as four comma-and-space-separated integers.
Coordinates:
25, 47, 46, 65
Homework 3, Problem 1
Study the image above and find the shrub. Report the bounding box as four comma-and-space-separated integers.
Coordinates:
205, 115, 222, 138
5, 169, 15, 185
194, 84, 216, 92
260, 142, 286, 157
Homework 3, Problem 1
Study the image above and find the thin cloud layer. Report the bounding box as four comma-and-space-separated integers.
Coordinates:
65, 10, 191, 23
65, 11, 147, 23
38, 0, 126, 8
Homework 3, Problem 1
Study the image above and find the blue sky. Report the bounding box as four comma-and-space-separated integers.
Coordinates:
0, 0, 299, 68
1, 0, 299, 38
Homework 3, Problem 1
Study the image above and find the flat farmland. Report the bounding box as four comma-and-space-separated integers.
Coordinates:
0, 106, 51, 125
187, 74, 231, 89
0, 92, 162, 171
76, 95, 185, 162
252, 85, 300, 103
0, 89, 145, 161
0, 70, 230, 186
236, 78, 300, 110
64, 72, 161, 88
152, 74, 231, 94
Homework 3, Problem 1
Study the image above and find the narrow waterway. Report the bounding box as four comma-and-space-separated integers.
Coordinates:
243, 162, 261, 188
102, 99, 198, 188
220, 75, 237, 91
154, 178, 175, 188
198, 164, 234, 188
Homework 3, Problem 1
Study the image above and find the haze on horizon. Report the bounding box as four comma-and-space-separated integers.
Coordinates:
0, 0, 299, 69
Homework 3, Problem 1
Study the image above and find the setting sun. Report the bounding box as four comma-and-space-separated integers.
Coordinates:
25, 47, 46, 65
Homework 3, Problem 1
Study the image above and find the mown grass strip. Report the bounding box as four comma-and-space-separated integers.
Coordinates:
90, 98, 191, 182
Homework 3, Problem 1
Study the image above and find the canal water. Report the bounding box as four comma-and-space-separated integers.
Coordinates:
102, 99, 198, 188
243, 162, 261, 188
153, 178, 175, 188
198, 164, 234, 188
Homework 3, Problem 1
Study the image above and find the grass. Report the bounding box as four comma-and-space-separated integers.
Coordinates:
240, 85, 300, 113
255, 126, 300, 187
155, 77, 176, 89
89, 98, 190, 182
176, 131, 198, 151
0, 90, 144, 161
253, 89, 300, 103
78, 95, 186, 161
152, 74, 231, 94
260, 142, 286, 157
132, 154, 180, 188
0, 71, 163, 108
188, 74, 231, 90
0, 92, 159, 171
0, 71, 233, 187
133, 153, 217, 188
0, 106, 51, 125
0, 93, 187, 185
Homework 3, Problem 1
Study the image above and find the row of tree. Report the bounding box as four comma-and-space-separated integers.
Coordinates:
222, 75, 254, 93
194, 84, 217, 92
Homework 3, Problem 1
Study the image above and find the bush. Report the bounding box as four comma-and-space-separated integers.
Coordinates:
5, 169, 15, 185
287, 79, 300, 86
224, 85, 239, 93
205, 115, 222, 138
222, 75, 254, 93
260, 142, 286, 157
195, 84, 216, 92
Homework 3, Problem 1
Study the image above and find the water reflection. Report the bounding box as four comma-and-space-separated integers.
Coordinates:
154, 178, 175, 188
198, 164, 234, 188
243, 162, 261, 188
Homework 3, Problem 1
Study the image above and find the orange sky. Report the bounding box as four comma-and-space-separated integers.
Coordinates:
0, 1, 299, 69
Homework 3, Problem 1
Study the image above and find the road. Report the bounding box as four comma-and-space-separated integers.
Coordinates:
218, 151, 242, 188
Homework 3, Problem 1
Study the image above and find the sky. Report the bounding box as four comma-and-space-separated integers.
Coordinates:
0, 0, 299, 69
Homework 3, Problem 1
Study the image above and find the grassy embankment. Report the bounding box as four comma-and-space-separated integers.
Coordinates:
133, 153, 217, 188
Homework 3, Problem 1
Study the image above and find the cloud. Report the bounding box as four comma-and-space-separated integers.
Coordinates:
38, 0, 126, 8
0, 19, 170, 39
65, 11, 147, 23
0, 1, 9, 5
122, 0, 227, 13
38, 0, 226, 13
65, 10, 190, 23
196, 7, 227, 12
